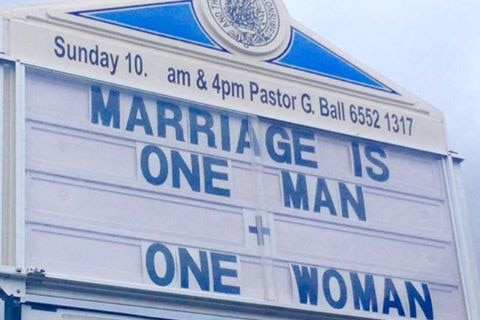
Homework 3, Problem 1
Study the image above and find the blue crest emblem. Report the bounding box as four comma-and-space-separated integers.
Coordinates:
207, 0, 280, 49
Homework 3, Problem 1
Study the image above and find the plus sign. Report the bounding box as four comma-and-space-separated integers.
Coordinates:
249, 216, 270, 246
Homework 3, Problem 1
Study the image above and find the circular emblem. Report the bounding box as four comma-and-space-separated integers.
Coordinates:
195, 0, 290, 58
208, 0, 280, 49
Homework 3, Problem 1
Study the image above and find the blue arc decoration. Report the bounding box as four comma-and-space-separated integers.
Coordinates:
272, 29, 395, 93
72, 1, 396, 94
73, 0, 223, 51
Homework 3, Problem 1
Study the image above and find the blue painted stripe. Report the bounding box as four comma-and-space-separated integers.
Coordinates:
72, 1, 224, 51
272, 29, 396, 94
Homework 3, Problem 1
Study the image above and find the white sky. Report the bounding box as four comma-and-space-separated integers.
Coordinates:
1, 0, 478, 261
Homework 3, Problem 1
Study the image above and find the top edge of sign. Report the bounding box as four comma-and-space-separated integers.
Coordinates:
0, 0, 448, 154
0, 2, 433, 100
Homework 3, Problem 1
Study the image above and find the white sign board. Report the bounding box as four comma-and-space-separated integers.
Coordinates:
24, 67, 464, 319
0, 0, 475, 320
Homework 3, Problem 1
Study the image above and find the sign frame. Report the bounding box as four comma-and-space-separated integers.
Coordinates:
0, 1, 478, 320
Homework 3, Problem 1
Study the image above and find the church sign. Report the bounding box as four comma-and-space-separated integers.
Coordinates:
0, 1, 478, 320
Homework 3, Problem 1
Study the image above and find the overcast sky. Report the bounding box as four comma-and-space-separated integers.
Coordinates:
283, 0, 480, 262
1, 0, 478, 261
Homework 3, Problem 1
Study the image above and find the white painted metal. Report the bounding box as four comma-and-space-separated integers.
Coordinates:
0, 56, 17, 268
14, 62, 25, 270
0, 56, 21, 270
0, 18, 4, 54
0, 266, 26, 297
444, 155, 480, 320
0, 64, 4, 263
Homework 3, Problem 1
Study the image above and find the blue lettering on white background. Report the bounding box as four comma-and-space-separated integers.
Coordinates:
91, 86, 120, 129
90, 87, 394, 219
91, 87, 261, 156
87, 79, 437, 320
179, 248, 209, 291
291, 265, 434, 320
383, 278, 406, 317
146, 243, 175, 287
352, 141, 390, 182
323, 269, 348, 309
265, 125, 318, 169
157, 102, 185, 141
292, 265, 318, 305
211, 252, 241, 294
146, 243, 240, 295
281, 171, 366, 221
126, 96, 154, 135
350, 273, 379, 313
140, 144, 231, 198
55, 36, 120, 75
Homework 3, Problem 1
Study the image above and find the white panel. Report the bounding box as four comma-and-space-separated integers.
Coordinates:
430, 286, 467, 319
26, 175, 245, 247
22, 68, 466, 320
274, 217, 458, 283
27, 227, 143, 283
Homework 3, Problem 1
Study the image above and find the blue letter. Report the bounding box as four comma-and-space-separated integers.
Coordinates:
406, 282, 434, 320
292, 128, 318, 168
157, 102, 185, 142
365, 144, 390, 182
339, 183, 366, 221
282, 171, 309, 211
203, 157, 231, 197
351, 273, 378, 312
172, 151, 200, 192
220, 114, 231, 152
54, 36, 65, 58
383, 278, 406, 317
292, 265, 318, 305
351, 141, 363, 177
323, 269, 347, 309
141, 145, 169, 186
126, 96, 153, 135
314, 178, 337, 215
211, 253, 240, 295
179, 248, 210, 291
266, 125, 292, 164
236, 118, 251, 154
146, 243, 175, 287
189, 107, 216, 148
91, 86, 120, 129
